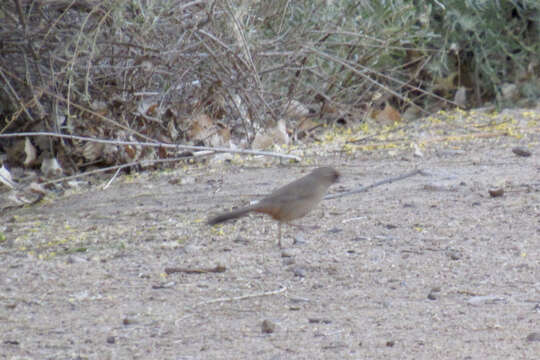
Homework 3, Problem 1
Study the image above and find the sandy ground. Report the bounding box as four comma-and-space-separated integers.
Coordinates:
1, 110, 539, 359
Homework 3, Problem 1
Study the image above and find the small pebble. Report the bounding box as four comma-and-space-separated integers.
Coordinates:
447, 249, 462, 260
281, 249, 294, 258
525, 332, 540, 342
386, 340, 395, 347
293, 235, 307, 246
292, 267, 306, 278
512, 147, 531, 157
106, 336, 115, 344
488, 187, 504, 197
261, 319, 276, 334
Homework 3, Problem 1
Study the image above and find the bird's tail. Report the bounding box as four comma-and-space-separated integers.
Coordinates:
207, 206, 254, 225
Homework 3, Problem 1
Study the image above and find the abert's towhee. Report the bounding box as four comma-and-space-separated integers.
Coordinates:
208, 167, 340, 247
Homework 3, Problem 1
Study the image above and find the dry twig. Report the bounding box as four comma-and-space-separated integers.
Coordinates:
0, 132, 302, 162
194, 285, 287, 307
325, 168, 426, 200
165, 264, 226, 275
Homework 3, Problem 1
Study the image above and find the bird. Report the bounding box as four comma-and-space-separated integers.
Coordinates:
208, 167, 340, 248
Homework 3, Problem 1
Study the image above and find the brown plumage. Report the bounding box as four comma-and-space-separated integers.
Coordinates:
208, 167, 340, 247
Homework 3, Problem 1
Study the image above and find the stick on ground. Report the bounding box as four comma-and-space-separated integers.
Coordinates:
325, 168, 427, 200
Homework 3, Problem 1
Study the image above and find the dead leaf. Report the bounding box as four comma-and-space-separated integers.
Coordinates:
188, 113, 214, 142
187, 114, 230, 147
252, 119, 289, 150
274, 119, 289, 145
23, 138, 37, 166
0, 164, 15, 189
28, 182, 47, 195
454, 87, 467, 108
124, 145, 137, 160
41, 157, 63, 178
168, 120, 179, 141
376, 102, 401, 125
210, 123, 231, 147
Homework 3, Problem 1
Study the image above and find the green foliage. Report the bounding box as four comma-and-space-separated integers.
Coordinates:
247, 0, 539, 107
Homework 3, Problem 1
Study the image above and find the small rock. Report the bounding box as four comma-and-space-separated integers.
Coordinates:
512, 146, 531, 157
488, 187, 504, 197
308, 318, 332, 324
293, 235, 307, 246
386, 340, 395, 347
281, 249, 294, 258
292, 267, 306, 278
447, 249, 462, 260
427, 292, 438, 301
282, 257, 295, 266
106, 336, 115, 344
525, 332, 540, 342
261, 319, 276, 334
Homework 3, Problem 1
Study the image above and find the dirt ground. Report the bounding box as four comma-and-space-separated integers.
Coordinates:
1, 110, 539, 359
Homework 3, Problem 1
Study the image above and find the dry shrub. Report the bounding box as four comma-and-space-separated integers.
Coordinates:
0, 0, 538, 173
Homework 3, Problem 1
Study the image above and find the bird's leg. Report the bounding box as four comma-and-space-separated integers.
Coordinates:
278, 222, 282, 248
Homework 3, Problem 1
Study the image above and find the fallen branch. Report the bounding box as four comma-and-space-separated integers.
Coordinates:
194, 285, 287, 307
0, 132, 302, 162
164, 264, 226, 275
325, 168, 427, 200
